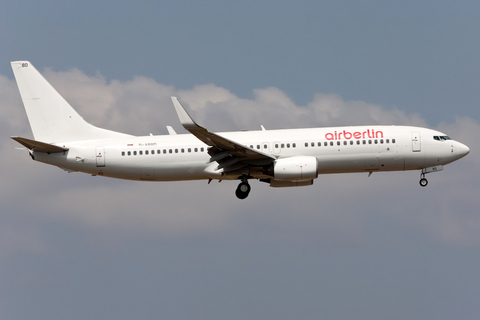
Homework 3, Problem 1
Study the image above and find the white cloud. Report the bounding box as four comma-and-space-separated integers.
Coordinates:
0, 74, 30, 134
1, 68, 479, 251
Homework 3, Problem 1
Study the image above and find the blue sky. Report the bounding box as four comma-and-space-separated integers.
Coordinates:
1, 1, 480, 319
2, 0, 480, 123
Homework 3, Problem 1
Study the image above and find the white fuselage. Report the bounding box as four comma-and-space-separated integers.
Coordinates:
33, 125, 469, 182
10, 61, 470, 198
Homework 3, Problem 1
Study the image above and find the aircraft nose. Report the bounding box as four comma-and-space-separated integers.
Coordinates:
456, 142, 470, 158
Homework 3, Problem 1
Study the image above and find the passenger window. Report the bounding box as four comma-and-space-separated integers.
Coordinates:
287, 143, 290, 148
281, 144, 285, 148
363, 140, 366, 144
145, 150, 149, 155
264, 144, 267, 149
122, 151, 125, 156
275, 144, 279, 148
293, 143, 296, 148
181, 149, 184, 153
386, 139, 389, 143
188, 148, 191, 152
318, 142, 321, 147
175, 149, 178, 153
350, 141, 353, 145
163, 149, 166, 154
330, 142, 333, 146
127, 151, 131, 156
337, 141, 341, 146
139, 151, 143, 155
324, 142, 328, 146
344, 141, 347, 145
194, 148, 198, 152
368, 140, 372, 144
201, 147, 204, 152
157, 150, 161, 154
305, 142, 308, 147
169, 149, 172, 153
380, 139, 384, 144
134, 151, 137, 155
374, 140, 378, 144
152, 150, 155, 154
392, 139, 396, 143
257, 145, 260, 149
357, 140, 360, 145
311, 142, 314, 147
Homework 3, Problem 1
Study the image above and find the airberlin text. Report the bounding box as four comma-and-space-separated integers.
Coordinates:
325, 129, 384, 141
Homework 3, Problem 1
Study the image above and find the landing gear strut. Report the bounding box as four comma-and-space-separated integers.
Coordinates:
235, 176, 251, 199
418, 166, 443, 187
419, 170, 428, 187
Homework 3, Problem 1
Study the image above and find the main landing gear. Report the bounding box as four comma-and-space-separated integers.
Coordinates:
235, 176, 251, 199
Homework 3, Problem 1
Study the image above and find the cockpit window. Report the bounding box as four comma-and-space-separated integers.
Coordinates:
434, 135, 451, 141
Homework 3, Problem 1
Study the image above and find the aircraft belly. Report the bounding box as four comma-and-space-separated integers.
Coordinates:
317, 154, 368, 173
154, 162, 207, 181
317, 149, 407, 174
404, 151, 425, 169
99, 162, 206, 181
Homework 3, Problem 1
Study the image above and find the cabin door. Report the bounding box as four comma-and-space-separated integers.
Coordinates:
273, 142, 281, 155
96, 147, 105, 167
411, 132, 421, 152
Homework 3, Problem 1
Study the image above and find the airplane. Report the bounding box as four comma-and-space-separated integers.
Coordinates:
10, 61, 470, 199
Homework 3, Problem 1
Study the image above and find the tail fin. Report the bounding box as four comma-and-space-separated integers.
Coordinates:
11, 61, 131, 143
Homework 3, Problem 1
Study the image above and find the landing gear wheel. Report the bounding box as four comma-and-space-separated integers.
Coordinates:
235, 182, 251, 199
419, 178, 428, 187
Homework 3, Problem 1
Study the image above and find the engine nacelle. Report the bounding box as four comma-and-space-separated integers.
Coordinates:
273, 156, 318, 181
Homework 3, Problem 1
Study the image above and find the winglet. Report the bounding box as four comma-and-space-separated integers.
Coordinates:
171, 97, 199, 130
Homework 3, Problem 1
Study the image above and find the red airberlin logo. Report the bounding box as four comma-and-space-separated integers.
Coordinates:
325, 129, 384, 140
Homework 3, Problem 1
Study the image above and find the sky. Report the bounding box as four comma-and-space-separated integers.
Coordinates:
1, 1, 480, 319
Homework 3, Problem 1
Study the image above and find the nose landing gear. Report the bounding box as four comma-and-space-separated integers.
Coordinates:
418, 166, 444, 187
235, 176, 251, 199
419, 176, 428, 187
419, 169, 428, 187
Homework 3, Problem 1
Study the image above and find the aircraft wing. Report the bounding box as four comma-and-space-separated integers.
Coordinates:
171, 97, 275, 171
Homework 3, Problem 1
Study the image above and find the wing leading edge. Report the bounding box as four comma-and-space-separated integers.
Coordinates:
171, 97, 275, 172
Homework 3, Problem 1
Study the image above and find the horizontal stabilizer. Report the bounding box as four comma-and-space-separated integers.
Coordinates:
11, 136, 69, 153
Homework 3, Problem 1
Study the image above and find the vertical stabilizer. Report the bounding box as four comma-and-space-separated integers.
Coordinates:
11, 61, 131, 142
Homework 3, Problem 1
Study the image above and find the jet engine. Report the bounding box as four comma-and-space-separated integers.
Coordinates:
271, 156, 318, 181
